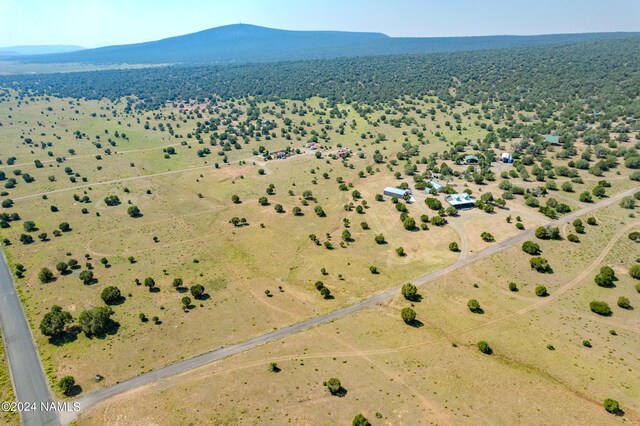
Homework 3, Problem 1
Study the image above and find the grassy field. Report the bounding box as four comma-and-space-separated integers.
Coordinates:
0, 329, 19, 425
0, 61, 163, 75
0, 89, 638, 407
76, 202, 640, 425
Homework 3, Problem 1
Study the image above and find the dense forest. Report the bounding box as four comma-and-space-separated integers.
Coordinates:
2, 37, 639, 118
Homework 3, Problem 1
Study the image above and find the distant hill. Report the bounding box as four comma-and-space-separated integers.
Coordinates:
13, 24, 638, 65
0, 45, 85, 57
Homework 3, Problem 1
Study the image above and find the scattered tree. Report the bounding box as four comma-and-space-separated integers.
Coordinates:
400, 307, 416, 324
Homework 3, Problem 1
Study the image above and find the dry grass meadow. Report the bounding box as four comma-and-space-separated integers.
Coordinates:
0, 90, 638, 424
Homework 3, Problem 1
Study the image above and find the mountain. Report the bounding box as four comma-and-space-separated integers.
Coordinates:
0, 45, 85, 57
12, 24, 638, 65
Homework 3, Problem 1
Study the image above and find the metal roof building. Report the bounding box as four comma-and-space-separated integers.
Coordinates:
464, 154, 479, 164
383, 187, 415, 203
445, 193, 476, 209
545, 135, 561, 145
428, 180, 444, 193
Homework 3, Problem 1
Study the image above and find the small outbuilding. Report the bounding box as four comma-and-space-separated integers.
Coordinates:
445, 193, 477, 209
464, 155, 479, 164
545, 135, 561, 146
384, 187, 415, 203
501, 153, 513, 163
428, 180, 444, 193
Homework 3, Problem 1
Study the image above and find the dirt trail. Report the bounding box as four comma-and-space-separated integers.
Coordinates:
454, 221, 639, 336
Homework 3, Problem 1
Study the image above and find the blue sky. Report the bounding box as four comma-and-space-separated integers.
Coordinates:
1, 0, 639, 48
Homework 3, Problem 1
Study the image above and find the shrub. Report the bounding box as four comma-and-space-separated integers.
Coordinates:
374, 234, 385, 244
320, 287, 331, 299
617, 296, 631, 309
325, 377, 342, 395
127, 205, 140, 217
567, 234, 580, 243
629, 264, 640, 279
79, 270, 93, 285
477, 341, 492, 354
530, 257, 552, 273
594, 267, 615, 287
590, 300, 612, 316
629, 231, 640, 242
402, 216, 416, 230
430, 215, 445, 226
508, 282, 518, 292
352, 413, 371, 426
535, 226, 560, 240
521, 241, 540, 255
586, 217, 597, 225
78, 306, 114, 337
190, 284, 205, 299
425, 197, 442, 210
39, 305, 73, 338
268, 362, 279, 372
535, 285, 548, 297
603, 398, 620, 414
401, 283, 418, 301
480, 232, 494, 242
579, 191, 593, 202
448, 242, 459, 252
100, 286, 122, 305
395, 247, 405, 256
582, 340, 591, 348
58, 376, 76, 396
620, 196, 635, 209
400, 307, 416, 324
467, 299, 481, 312
38, 267, 54, 283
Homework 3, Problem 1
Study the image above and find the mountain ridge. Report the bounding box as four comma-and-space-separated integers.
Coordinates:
0, 45, 85, 56
10, 24, 639, 65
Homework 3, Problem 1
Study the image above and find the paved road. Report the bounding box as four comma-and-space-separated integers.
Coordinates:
56, 185, 638, 424
0, 250, 60, 426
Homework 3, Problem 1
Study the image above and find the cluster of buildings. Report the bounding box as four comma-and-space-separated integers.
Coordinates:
337, 147, 351, 158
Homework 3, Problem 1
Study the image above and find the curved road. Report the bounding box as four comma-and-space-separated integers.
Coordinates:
1, 185, 637, 425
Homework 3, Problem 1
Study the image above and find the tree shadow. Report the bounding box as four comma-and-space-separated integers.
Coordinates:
406, 294, 423, 303
108, 296, 126, 306
408, 319, 424, 328
149, 287, 160, 293
177, 287, 188, 293
195, 293, 210, 301
471, 307, 485, 315
67, 383, 83, 397
49, 328, 79, 346
333, 387, 348, 397
92, 320, 120, 339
